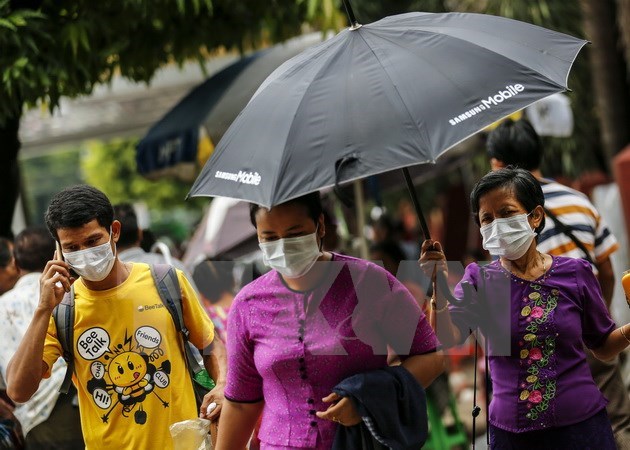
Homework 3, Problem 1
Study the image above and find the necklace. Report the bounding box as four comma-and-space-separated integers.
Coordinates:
505, 252, 546, 281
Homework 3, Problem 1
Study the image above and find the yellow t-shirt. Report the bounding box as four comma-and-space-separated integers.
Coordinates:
42, 263, 215, 450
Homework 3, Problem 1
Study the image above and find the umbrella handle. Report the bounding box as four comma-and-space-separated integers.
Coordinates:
434, 271, 475, 306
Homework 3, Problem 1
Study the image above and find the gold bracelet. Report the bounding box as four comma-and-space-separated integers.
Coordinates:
431, 300, 449, 314
620, 324, 630, 344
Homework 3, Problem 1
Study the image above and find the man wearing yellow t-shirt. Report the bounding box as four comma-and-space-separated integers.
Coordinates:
5, 185, 226, 450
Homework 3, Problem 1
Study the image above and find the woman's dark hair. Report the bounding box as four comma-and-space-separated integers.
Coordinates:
45, 185, 114, 240
486, 119, 543, 171
14, 226, 56, 272
470, 167, 546, 234
113, 203, 140, 248
249, 192, 323, 228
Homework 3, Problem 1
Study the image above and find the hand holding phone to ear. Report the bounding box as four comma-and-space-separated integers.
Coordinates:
39, 243, 75, 312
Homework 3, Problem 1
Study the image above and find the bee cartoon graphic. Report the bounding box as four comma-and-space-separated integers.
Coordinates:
82, 327, 172, 425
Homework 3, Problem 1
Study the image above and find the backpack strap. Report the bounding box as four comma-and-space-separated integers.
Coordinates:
52, 285, 75, 394
150, 264, 205, 377
542, 206, 595, 265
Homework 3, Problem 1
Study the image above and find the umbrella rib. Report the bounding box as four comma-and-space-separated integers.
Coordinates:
371, 21, 582, 89
375, 12, 582, 66
270, 39, 352, 205
355, 30, 435, 157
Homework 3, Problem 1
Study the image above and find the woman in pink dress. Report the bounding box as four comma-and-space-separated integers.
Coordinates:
193, 259, 236, 344
215, 192, 444, 450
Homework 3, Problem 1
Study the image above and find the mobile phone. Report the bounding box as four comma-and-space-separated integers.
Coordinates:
56, 241, 78, 278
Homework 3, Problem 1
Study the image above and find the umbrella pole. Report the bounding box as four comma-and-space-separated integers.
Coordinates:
402, 167, 431, 241
341, 0, 360, 28
353, 180, 369, 259
402, 167, 469, 306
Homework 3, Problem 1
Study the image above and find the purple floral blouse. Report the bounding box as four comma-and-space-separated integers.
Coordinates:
451, 256, 616, 433
225, 253, 438, 449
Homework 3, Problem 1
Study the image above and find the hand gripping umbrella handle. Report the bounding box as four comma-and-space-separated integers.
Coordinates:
402, 168, 473, 304
433, 271, 474, 306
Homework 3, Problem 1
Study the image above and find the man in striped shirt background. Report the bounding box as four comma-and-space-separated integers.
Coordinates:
487, 118, 630, 449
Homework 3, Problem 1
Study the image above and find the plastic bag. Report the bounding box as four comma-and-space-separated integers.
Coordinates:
169, 417, 212, 450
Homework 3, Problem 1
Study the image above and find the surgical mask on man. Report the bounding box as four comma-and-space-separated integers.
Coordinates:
259, 230, 322, 279
480, 212, 536, 260
63, 231, 116, 282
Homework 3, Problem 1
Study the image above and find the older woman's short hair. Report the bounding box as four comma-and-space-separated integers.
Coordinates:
470, 167, 546, 234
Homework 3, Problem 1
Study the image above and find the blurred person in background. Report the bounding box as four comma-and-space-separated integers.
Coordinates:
487, 119, 630, 448
369, 239, 427, 304
193, 259, 236, 344
0, 227, 83, 449
0, 238, 18, 295
370, 213, 397, 245
113, 203, 199, 293
369, 239, 451, 418
0, 393, 22, 449
397, 199, 422, 260
321, 206, 344, 254
139, 228, 157, 253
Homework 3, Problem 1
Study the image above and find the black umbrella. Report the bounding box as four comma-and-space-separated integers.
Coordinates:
188, 2, 586, 241
136, 33, 323, 180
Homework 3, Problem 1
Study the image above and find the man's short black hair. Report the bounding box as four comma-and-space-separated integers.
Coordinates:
0, 237, 13, 268
14, 226, 55, 272
249, 192, 323, 228
486, 119, 543, 171
470, 167, 546, 235
45, 185, 114, 241
113, 203, 140, 248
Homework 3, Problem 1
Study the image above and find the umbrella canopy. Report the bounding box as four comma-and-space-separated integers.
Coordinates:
189, 11, 586, 215
136, 33, 324, 179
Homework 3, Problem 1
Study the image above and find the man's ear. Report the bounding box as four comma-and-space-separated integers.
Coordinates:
111, 220, 122, 243
490, 157, 505, 171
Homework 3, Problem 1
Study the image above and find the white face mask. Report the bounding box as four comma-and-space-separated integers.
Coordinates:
480, 213, 536, 260
63, 232, 116, 282
259, 230, 322, 279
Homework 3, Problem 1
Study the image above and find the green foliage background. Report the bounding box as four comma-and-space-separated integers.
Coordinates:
80, 139, 208, 243
80, 139, 205, 212
21, 140, 208, 244
0, 0, 307, 125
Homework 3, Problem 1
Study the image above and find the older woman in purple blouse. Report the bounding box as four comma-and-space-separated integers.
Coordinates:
421, 168, 630, 450
215, 192, 444, 450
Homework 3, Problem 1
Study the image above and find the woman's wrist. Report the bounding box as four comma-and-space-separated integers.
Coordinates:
620, 324, 630, 344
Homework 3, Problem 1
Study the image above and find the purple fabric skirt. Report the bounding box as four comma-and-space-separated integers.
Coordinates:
489, 408, 616, 450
